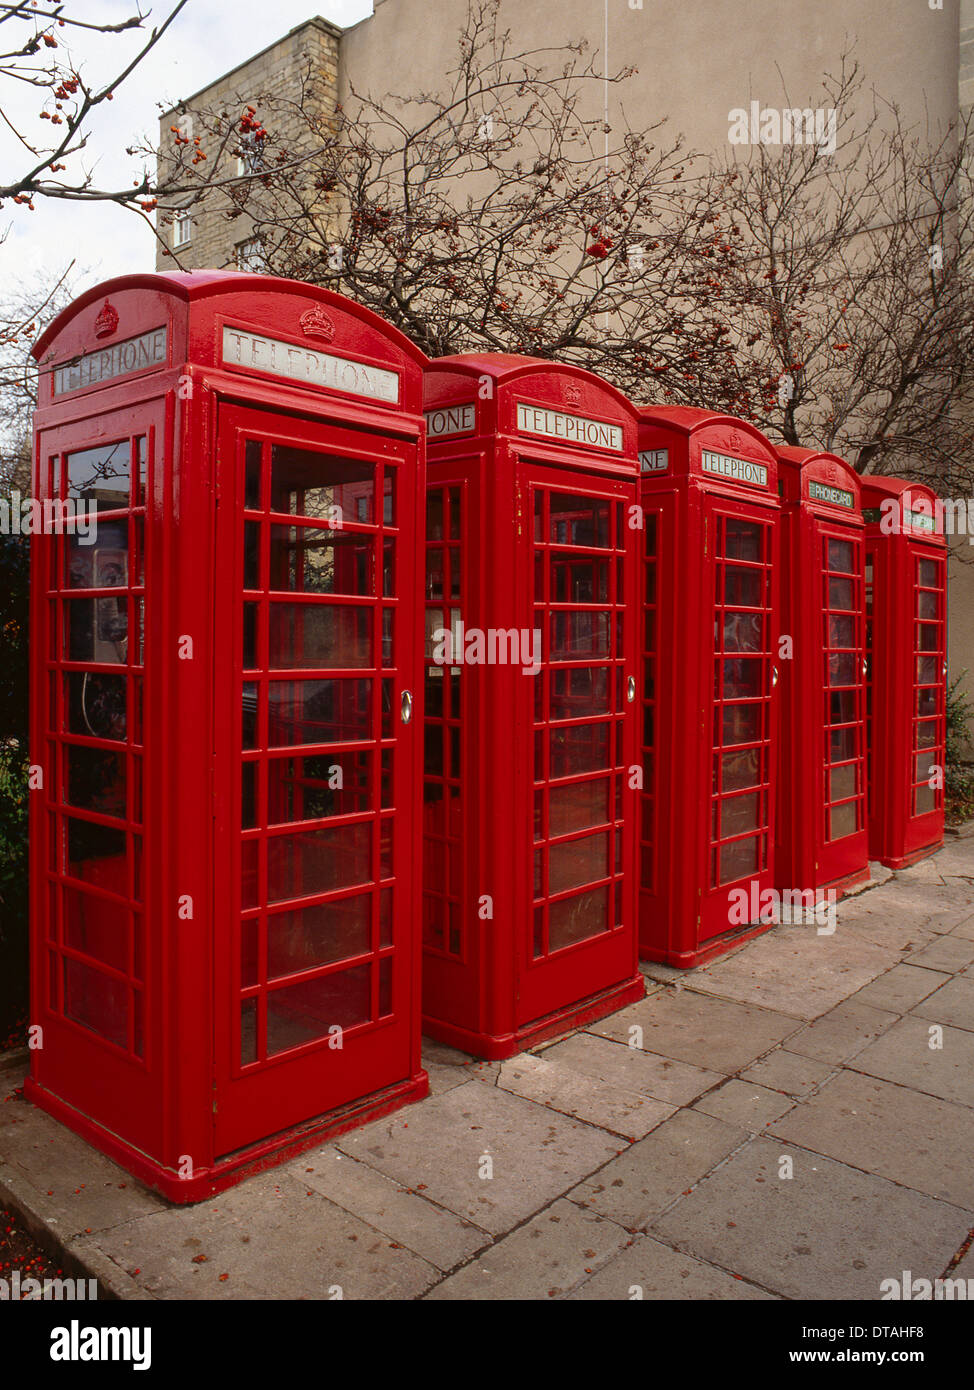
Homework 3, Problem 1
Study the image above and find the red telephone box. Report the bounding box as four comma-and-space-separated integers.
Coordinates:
420, 355, 644, 1058
637, 408, 780, 967
27, 271, 428, 1201
861, 477, 947, 868
775, 446, 869, 898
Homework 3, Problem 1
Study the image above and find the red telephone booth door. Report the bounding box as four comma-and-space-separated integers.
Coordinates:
212, 404, 420, 1156
703, 497, 777, 940
518, 468, 636, 1026
817, 524, 868, 879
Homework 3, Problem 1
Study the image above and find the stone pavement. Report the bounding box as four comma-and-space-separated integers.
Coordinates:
3, 837, 974, 1301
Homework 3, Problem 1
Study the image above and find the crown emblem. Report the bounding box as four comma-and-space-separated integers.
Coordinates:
729, 429, 742, 449
94, 299, 119, 339
300, 305, 336, 341
824, 460, 837, 480
564, 381, 582, 406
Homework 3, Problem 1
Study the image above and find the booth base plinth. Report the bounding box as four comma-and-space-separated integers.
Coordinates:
23, 1070, 429, 1205
422, 973, 646, 1061
640, 918, 775, 970
875, 838, 945, 871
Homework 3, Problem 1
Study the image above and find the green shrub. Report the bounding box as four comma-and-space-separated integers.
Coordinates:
946, 671, 974, 826
0, 533, 28, 1039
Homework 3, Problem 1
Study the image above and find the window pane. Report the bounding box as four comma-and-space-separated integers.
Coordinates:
268, 679, 372, 746
65, 817, 127, 891
550, 723, 610, 777
65, 595, 128, 663
267, 894, 371, 978
548, 887, 609, 951
720, 792, 760, 838
267, 751, 373, 824
550, 611, 610, 660
828, 615, 855, 648
830, 727, 857, 762
270, 526, 374, 596
65, 672, 127, 741
830, 801, 858, 840
828, 577, 854, 610
722, 704, 761, 745
720, 748, 760, 791
827, 540, 854, 574
918, 560, 939, 588
266, 965, 371, 1056
64, 956, 128, 1049
719, 835, 759, 884
269, 603, 372, 669
63, 886, 129, 973
548, 832, 609, 895
723, 613, 763, 652
722, 659, 762, 699
550, 667, 611, 720
724, 567, 762, 606
548, 778, 610, 836
916, 720, 938, 749
918, 624, 939, 652
723, 520, 762, 561
549, 495, 610, 548
918, 590, 939, 620
551, 555, 609, 603
270, 449, 374, 523
67, 442, 130, 512
828, 653, 858, 687
64, 745, 127, 819
829, 764, 857, 802
267, 823, 372, 903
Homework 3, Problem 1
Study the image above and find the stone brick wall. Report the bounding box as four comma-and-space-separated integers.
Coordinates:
155, 18, 340, 271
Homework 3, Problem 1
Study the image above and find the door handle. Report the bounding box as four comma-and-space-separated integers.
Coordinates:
627, 675, 636, 703
771, 665, 779, 688
401, 690, 413, 725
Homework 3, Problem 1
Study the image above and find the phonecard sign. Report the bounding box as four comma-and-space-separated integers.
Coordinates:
516, 403, 623, 452
222, 327, 400, 404
701, 449, 768, 487
53, 328, 168, 395
809, 480, 854, 508
639, 449, 669, 474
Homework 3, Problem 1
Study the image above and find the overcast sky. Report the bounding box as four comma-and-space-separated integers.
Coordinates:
0, 0, 373, 308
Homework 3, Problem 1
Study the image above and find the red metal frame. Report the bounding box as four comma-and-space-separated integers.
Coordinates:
637, 408, 781, 968
28, 271, 428, 1202
861, 477, 947, 868
776, 447, 869, 898
420, 356, 644, 1059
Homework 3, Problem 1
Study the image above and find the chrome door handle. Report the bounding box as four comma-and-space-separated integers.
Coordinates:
771, 665, 779, 688
401, 690, 413, 724
627, 676, 636, 703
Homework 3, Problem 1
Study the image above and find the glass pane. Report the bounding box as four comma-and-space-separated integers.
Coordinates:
548, 832, 609, 895
64, 745, 127, 819
65, 595, 128, 664
548, 887, 609, 952
268, 894, 371, 978
550, 667, 611, 720
827, 539, 854, 573
916, 720, 938, 749
67, 442, 130, 512
914, 752, 938, 784
63, 887, 128, 973
266, 823, 372, 903
830, 727, 857, 762
722, 659, 762, 699
719, 835, 758, 884
828, 577, 854, 610
270, 526, 374, 596
828, 615, 855, 648
268, 679, 372, 746
244, 440, 262, 509
550, 723, 610, 777
267, 751, 372, 824
65, 672, 127, 741
269, 603, 372, 669
270, 449, 374, 524
918, 560, 939, 588
724, 568, 762, 606
551, 556, 609, 603
66, 817, 127, 891
917, 687, 937, 716
550, 611, 610, 661
829, 690, 857, 723
918, 590, 939, 620
724, 520, 762, 561
63, 956, 128, 1049
723, 613, 763, 652
829, 764, 857, 801
830, 801, 858, 840
918, 624, 939, 652
266, 965, 371, 1056
241, 999, 257, 1065
916, 657, 938, 684
915, 785, 936, 815
720, 792, 760, 838
828, 653, 858, 687
722, 704, 761, 745
549, 779, 610, 836
549, 494, 610, 548
721, 748, 760, 792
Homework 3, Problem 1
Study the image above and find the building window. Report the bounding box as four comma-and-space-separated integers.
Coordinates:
237, 131, 266, 179
173, 209, 193, 247
236, 237, 267, 272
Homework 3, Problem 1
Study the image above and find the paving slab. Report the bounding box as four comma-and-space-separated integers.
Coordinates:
335, 1078, 620, 1237
300, 1147, 489, 1270
567, 1233, 777, 1300
851, 963, 950, 1014
543, 1032, 722, 1107
783, 1000, 900, 1064
424, 1197, 631, 1300
903, 936, 974, 974
495, 1051, 676, 1140
570, 1109, 746, 1230
949, 915, 974, 940
686, 926, 898, 1019
76, 1168, 438, 1300
837, 906, 936, 955
0, 1100, 166, 1237
652, 1137, 974, 1301
910, 976, 974, 1032
740, 1050, 835, 1097
420, 1041, 490, 1096
692, 1080, 795, 1132
850, 1016, 974, 1107
768, 1069, 974, 1209
585, 989, 801, 1072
